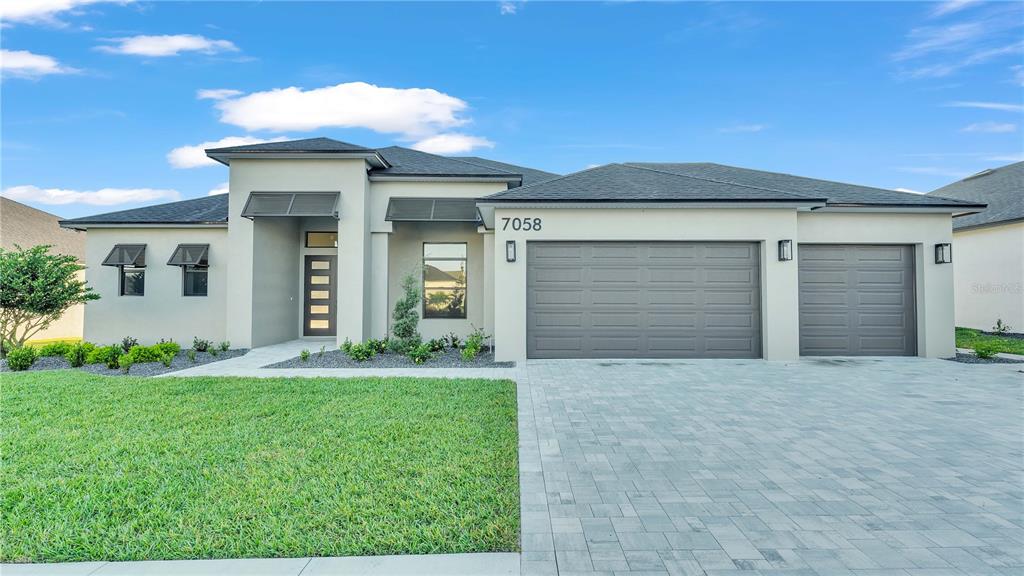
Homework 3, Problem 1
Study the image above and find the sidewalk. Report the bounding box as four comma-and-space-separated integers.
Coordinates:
2, 553, 520, 576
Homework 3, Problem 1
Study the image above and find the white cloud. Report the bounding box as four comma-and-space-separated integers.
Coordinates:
167, 135, 291, 168
96, 34, 238, 57
207, 182, 228, 196
411, 133, 494, 154
718, 124, 767, 133
196, 88, 242, 100
961, 121, 1017, 133
930, 0, 981, 18
0, 49, 79, 79
211, 81, 471, 137
895, 187, 924, 194
1, 185, 179, 206
500, 1, 519, 15
0, 0, 129, 26
945, 100, 1024, 112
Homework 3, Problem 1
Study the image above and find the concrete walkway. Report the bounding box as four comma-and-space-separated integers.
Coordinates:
2, 553, 520, 576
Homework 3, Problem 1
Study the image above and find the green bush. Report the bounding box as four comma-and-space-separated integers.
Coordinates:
118, 354, 133, 373
87, 344, 123, 369
37, 341, 72, 357
391, 273, 421, 353
407, 342, 434, 365
345, 342, 376, 362
5, 346, 38, 371
299, 349, 310, 362
192, 337, 211, 352
427, 338, 446, 353
125, 345, 162, 363
974, 341, 1001, 359
160, 353, 173, 367
461, 327, 487, 362
64, 341, 94, 367
444, 332, 461, 349
366, 338, 389, 354
341, 338, 353, 353
120, 336, 138, 353
187, 349, 197, 363
218, 341, 230, 352
156, 339, 181, 357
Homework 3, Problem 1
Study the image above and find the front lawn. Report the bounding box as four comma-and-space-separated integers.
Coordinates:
956, 327, 1024, 355
1, 372, 519, 562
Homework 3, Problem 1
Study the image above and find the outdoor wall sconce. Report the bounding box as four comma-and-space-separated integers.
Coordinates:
506, 240, 517, 262
778, 239, 793, 261
935, 243, 952, 264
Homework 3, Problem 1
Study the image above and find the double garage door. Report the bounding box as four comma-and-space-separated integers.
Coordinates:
525, 241, 916, 359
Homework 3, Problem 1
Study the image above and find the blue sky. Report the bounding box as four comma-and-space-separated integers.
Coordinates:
2, 0, 1022, 218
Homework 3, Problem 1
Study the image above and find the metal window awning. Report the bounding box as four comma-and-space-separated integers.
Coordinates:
241, 192, 340, 219
167, 244, 209, 267
101, 244, 146, 267
385, 197, 481, 223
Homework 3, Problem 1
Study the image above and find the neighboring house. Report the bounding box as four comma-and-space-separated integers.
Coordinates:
60, 137, 984, 362
929, 162, 1023, 333
1, 197, 87, 342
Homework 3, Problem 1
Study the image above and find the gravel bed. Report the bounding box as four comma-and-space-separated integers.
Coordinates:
265, 348, 514, 369
1, 349, 249, 376
945, 352, 1024, 365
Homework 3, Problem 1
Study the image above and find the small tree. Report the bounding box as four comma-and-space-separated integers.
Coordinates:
0, 245, 99, 355
391, 272, 421, 351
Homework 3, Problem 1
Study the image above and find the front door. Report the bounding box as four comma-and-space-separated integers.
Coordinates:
303, 255, 337, 337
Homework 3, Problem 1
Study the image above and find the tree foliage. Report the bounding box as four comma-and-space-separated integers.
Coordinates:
391, 272, 421, 351
0, 245, 99, 354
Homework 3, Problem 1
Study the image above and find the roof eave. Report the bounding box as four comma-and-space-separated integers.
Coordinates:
953, 216, 1024, 232
204, 150, 390, 168
370, 174, 522, 184
59, 221, 228, 231
476, 198, 828, 209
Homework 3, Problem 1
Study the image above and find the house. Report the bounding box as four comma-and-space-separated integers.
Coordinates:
929, 162, 1023, 333
60, 137, 984, 362
1, 197, 87, 341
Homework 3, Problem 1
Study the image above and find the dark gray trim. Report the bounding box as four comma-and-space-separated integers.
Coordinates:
241, 192, 340, 219
386, 198, 482, 223
119, 266, 145, 297
166, 244, 209, 267
102, 244, 146, 267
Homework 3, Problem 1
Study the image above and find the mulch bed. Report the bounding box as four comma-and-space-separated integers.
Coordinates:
946, 352, 1024, 365
265, 348, 514, 369
0, 349, 249, 376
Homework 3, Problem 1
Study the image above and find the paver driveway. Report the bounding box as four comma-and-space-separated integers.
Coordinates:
516, 358, 1023, 575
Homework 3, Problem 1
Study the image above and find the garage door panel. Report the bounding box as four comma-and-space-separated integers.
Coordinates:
527, 241, 761, 359
799, 244, 916, 356
533, 267, 582, 283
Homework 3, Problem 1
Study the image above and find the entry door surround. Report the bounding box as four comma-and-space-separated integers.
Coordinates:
304, 255, 337, 337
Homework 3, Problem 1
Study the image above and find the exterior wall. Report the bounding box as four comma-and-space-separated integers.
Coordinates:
492, 208, 801, 362
251, 218, 300, 347
950, 222, 1024, 332
82, 226, 228, 346
796, 211, 955, 358
387, 221, 485, 341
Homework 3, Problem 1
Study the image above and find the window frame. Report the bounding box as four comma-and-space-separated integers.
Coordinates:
119, 266, 145, 297
422, 242, 468, 320
182, 265, 208, 297
305, 231, 338, 248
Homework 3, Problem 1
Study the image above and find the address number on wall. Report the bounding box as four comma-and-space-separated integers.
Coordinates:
501, 217, 542, 231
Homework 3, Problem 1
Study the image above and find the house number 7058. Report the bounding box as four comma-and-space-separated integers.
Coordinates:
501, 217, 542, 231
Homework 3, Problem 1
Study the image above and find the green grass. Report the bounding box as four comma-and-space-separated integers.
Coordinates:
955, 327, 1024, 355
1, 372, 519, 562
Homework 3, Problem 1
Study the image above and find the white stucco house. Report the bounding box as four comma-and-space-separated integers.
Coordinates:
929, 162, 1023, 333
60, 137, 984, 362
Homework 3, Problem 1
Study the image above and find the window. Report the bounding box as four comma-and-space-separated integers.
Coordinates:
120, 267, 145, 296
423, 243, 466, 319
306, 231, 338, 248
183, 267, 208, 297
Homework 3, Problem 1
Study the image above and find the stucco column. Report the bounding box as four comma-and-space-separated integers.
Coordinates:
370, 231, 390, 339
226, 173, 255, 349
482, 230, 495, 341
336, 180, 372, 344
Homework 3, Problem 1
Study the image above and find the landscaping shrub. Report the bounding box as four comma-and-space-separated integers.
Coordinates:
5, 346, 38, 371
87, 344, 123, 369
407, 342, 434, 364
125, 345, 163, 363
120, 336, 138, 353
444, 332, 461, 350
187, 349, 197, 363
192, 337, 211, 352
341, 338, 353, 353
299, 349, 310, 362
37, 341, 72, 357
218, 341, 230, 352
344, 342, 376, 362
156, 339, 181, 357
993, 319, 1013, 335
118, 354, 133, 374
160, 353, 173, 367
64, 341, 94, 368
366, 338, 388, 354
391, 273, 422, 353
974, 341, 1001, 359
209, 347, 219, 357
427, 338, 446, 353
461, 327, 487, 361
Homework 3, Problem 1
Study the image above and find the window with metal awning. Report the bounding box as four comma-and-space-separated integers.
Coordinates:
166, 244, 209, 267
240, 192, 340, 219
385, 197, 481, 223
101, 244, 146, 267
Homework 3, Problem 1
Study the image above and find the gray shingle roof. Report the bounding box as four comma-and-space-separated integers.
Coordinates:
205, 137, 373, 154
928, 162, 1023, 229
374, 146, 520, 179
485, 162, 988, 209
60, 195, 228, 229
483, 163, 823, 203
452, 156, 560, 186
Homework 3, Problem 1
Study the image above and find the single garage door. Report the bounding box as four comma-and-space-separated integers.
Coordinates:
526, 242, 761, 359
798, 244, 916, 356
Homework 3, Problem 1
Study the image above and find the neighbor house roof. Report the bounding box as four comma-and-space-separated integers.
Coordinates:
1, 197, 86, 259
60, 195, 229, 230
484, 162, 987, 210
928, 162, 1023, 230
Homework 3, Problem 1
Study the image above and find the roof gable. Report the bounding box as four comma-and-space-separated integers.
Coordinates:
60, 195, 229, 229
929, 162, 1023, 229
205, 137, 373, 154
